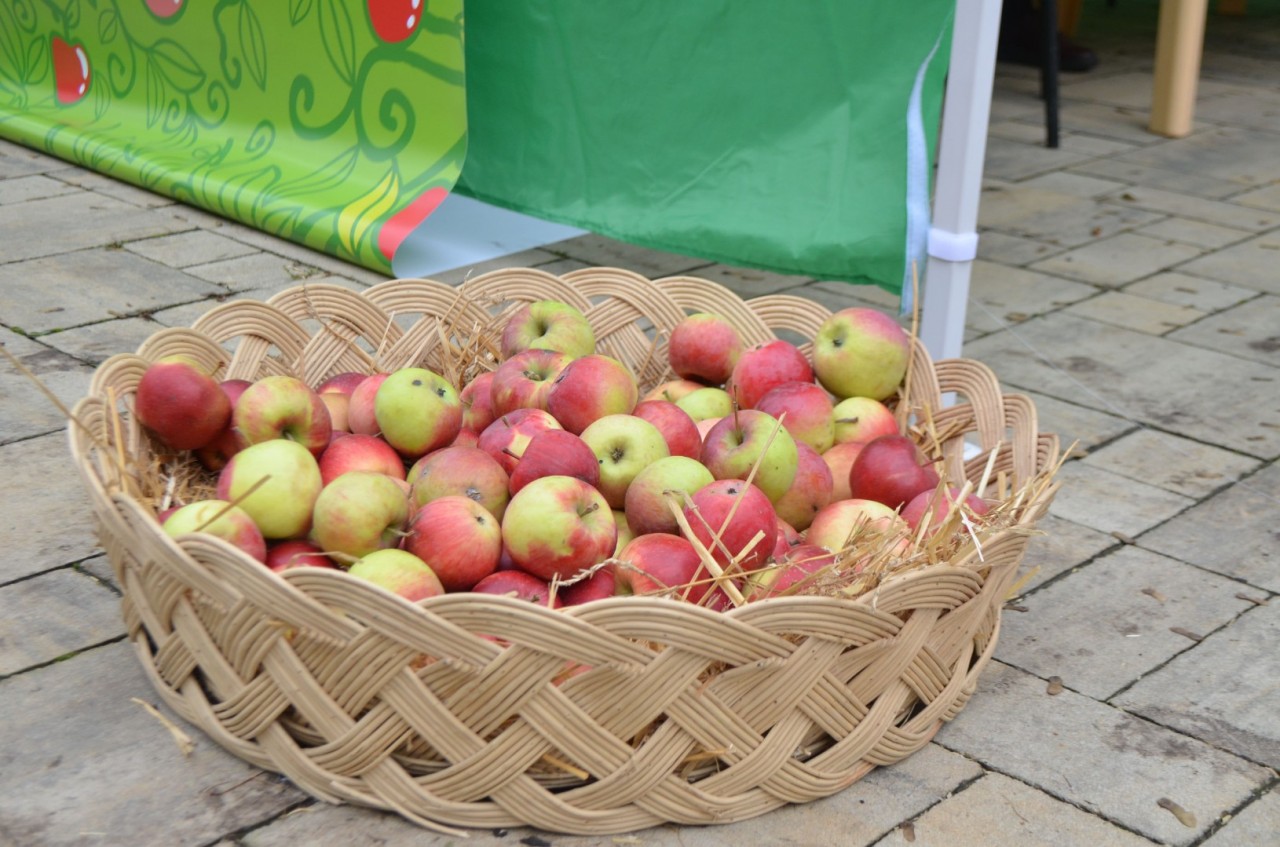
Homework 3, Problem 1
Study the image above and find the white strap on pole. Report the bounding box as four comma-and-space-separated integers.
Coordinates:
927, 227, 979, 263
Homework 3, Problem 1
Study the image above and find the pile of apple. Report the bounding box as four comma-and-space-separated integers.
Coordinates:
140, 299, 987, 610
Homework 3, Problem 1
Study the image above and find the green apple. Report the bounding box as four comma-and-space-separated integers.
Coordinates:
812, 308, 911, 401
311, 471, 411, 559
700, 410, 798, 503
216, 439, 323, 539
374, 367, 462, 458
347, 549, 445, 602
623, 455, 715, 536
579, 414, 670, 509
501, 475, 616, 581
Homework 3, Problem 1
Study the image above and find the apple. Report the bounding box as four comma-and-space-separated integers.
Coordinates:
501, 475, 616, 582
217, 438, 324, 539
725, 340, 813, 410
630, 400, 701, 460
500, 300, 596, 360
451, 428, 480, 449
831, 396, 900, 446
135, 356, 231, 451
508, 429, 600, 495
162, 500, 266, 562
403, 496, 502, 591
317, 433, 405, 485
623, 455, 715, 536
264, 539, 336, 573
611, 510, 633, 555
52, 36, 90, 105
700, 410, 798, 503
807, 498, 905, 552
311, 470, 410, 559
368, 0, 422, 43
546, 355, 639, 434
373, 367, 462, 459
459, 371, 498, 434
316, 371, 368, 432
696, 417, 722, 443
683, 479, 777, 573
822, 442, 864, 502
234, 375, 332, 455
848, 434, 941, 510
643, 379, 705, 404
347, 549, 445, 603
408, 445, 510, 522
773, 517, 802, 559
347, 373, 389, 436
749, 544, 836, 600
667, 312, 744, 385
812, 307, 911, 401
490, 348, 571, 416
477, 408, 562, 475
557, 564, 617, 606
902, 487, 991, 533
675, 387, 733, 422
615, 534, 712, 603
580, 414, 670, 509
755, 381, 836, 454
194, 378, 252, 471
472, 570, 556, 606
772, 442, 833, 531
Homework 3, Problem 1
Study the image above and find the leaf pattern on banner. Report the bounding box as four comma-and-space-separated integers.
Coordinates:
98, 9, 119, 46
290, 0, 315, 26
24, 33, 49, 84
318, 0, 356, 85
150, 38, 204, 93
337, 168, 399, 258
237, 2, 267, 90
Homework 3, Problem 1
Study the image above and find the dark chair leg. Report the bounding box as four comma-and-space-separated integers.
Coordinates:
1041, 0, 1061, 148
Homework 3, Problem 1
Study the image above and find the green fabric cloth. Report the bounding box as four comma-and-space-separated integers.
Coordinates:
458, 1, 954, 296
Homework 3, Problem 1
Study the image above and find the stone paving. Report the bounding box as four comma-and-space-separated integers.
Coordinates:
1, 5, 1278, 846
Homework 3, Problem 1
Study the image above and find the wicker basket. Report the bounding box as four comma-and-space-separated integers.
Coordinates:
69, 268, 1058, 835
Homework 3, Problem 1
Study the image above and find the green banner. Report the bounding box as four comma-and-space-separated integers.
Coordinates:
0, 0, 466, 272
458, 1, 954, 296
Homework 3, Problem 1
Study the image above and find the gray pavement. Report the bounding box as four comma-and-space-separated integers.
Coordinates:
2, 6, 1279, 846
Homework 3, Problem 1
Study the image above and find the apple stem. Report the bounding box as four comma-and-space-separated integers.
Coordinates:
580, 502, 599, 517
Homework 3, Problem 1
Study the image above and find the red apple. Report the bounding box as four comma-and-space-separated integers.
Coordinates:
194, 378, 253, 471
477, 408, 563, 475
902, 486, 991, 533
51, 37, 90, 105
643, 379, 706, 404
451, 428, 481, 449
347, 373, 389, 436
812, 308, 911, 401
403, 496, 502, 592
667, 313, 744, 385
580, 414, 670, 509
546, 354, 639, 434
557, 564, 617, 606
490, 348, 571, 416
501, 475, 616, 582
265, 539, 336, 573
623, 455, 715, 536
347, 549, 444, 603
145, 0, 184, 19
848, 434, 941, 510
317, 433, 405, 485
310, 471, 410, 559
508, 429, 600, 495
135, 356, 231, 451
832, 396, 900, 446
755, 381, 836, 454
749, 544, 836, 600
234, 375, 332, 455
615, 534, 713, 603
316, 371, 368, 433
408, 445, 510, 522
807, 498, 905, 552
700, 410, 798, 503
823, 442, 865, 502
682, 479, 777, 573
368, 0, 422, 43
162, 500, 266, 563
459, 371, 498, 434
725, 339, 813, 410
772, 442, 834, 531
374, 367, 462, 459
217, 439, 323, 539
500, 300, 595, 360
773, 517, 802, 559
696, 417, 722, 443
472, 570, 556, 606
631, 400, 701, 460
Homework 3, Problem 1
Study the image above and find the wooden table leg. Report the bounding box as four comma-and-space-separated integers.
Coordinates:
1149, 0, 1210, 138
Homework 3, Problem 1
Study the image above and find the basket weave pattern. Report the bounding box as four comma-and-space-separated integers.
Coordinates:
70, 269, 1058, 834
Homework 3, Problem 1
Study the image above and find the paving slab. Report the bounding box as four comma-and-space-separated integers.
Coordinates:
1047, 461, 1194, 538
242, 743, 981, 847
0, 249, 225, 336
1104, 186, 1280, 233
976, 230, 1065, 266
877, 772, 1158, 847
50, 167, 176, 208
1029, 101, 1163, 146
1134, 216, 1253, 250
0, 331, 93, 444
965, 261, 1099, 334
1028, 232, 1202, 287
1080, 428, 1261, 498
997, 545, 1256, 700
0, 641, 303, 846
1230, 182, 1280, 213
692, 263, 814, 299
545, 233, 713, 279
1014, 514, 1121, 594
984, 134, 1134, 182
1166, 294, 1280, 365
1176, 231, 1280, 296
934, 661, 1272, 846
800, 280, 903, 312
186, 251, 327, 291
1114, 601, 1280, 770
40, 317, 165, 365
1018, 390, 1135, 453
0, 191, 192, 264
1065, 291, 1205, 334
0, 567, 124, 675
963, 312, 1280, 458
0, 431, 100, 583
1122, 271, 1259, 312
1072, 159, 1245, 200
1193, 88, 1280, 134
124, 230, 260, 269
77, 554, 120, 594
0, 138, 75, 178
981, 191, 1163, 249
0, 174, 80, 205
1109, 126, 1280, 190
148, 296, 238, 329
1019, 171, 1130, 198
1201, 787, 1280, 846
